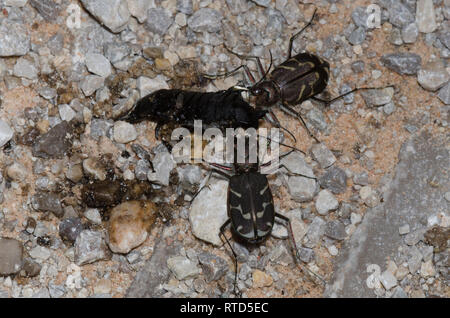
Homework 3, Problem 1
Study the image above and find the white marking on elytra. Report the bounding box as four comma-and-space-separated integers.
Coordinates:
259, 184, 269, 195
231, 205, 250, 219
230, 188, 242, 198
256, 202, 271, 219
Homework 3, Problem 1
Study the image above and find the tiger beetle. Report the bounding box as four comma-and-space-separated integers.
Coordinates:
206, 8, 388, 143
195, 134, 322, 295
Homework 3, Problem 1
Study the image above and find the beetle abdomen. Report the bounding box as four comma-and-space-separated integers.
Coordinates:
228, 172, 275, 243
271, 53, 330, 105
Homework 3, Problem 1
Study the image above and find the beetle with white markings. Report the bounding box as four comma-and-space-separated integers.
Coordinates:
198, 134, 318, 295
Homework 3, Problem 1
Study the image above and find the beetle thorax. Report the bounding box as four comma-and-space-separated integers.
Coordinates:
250, 81, 280, 108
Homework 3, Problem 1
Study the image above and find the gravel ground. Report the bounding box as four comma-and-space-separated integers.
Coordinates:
0, 0, 449, 298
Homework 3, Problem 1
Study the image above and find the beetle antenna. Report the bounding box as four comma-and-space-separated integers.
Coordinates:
288, 7, 318, 58
311, 85, 396, 106
257, 133, 306, 156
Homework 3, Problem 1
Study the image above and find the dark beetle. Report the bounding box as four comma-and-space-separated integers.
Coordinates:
120, 88, 267, 136
212, 9, 363, 142
226, 171, 275, 244
249, 52, 330, 110
201, 136, 307, 294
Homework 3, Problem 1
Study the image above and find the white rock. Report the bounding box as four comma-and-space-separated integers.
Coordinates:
416, 0, 437, 33
0, 20, 30, 57
84, 209, 102, 225
113, 121, 137, 143
315, 190, 339, 215
147, 151, 176, 186
359, 186, 380, 207
29, 246, 51, 261
420, 260, 436, 277
167, 256, 200, 280
189, 178, 228, 246
126, 0, 150, 23
280, 151, 315, 178
311, 143, 336, 168
417, 60, 450, 92
290, 211, 308, 248
350, 212, 362, 225
399, 224, 410, 235
271, 223, 288, 239
380, 270, 398, 290
85, 53, 112, 77
175, 12, 187, 27
137, 76, 169, 97
66, 270, 82, 290
80, 0, 130, 33
287, 176, 317, 202
0, 120, 13, 147
396, 265, 409, 280
58, 104, 76, 122
327, 245, 339, 256
22, 287, 34, 298
80, 75, 104, 97
13, 57, 38, 80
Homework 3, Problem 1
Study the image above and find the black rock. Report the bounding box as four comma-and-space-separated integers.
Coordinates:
32, 121, 73, 159
82, 180, 127, 208
31, 192, 64, 218
380, 53, 422, 75
319, 167, 348, 194
59, 218, 85, 244
297, 247, 315, 263
0, 238, 23, 275
30, 0, 61, 22
325, 220, 347, 241
22, 258, 42, 277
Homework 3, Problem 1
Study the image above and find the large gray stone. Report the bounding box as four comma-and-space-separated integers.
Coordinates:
126, 231, 180, 297
80, 0, 130, 33
325, 132, 449, 297
188, 8, 222, 33
381, 53, 422, 75
189, 178, 228, 246
0, 238, 23, 275
0, 19, 30, 56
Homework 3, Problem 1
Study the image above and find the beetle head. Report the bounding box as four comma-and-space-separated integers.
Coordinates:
250, 81, 279, 108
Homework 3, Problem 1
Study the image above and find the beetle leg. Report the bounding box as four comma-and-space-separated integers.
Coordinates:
288, 7, 317, 58
278, 163, 317, 179
202, 64, 256, 83
189, 170, 213, 204
219, 219, 240, 296
275, 213, 326, 286
279, 103, 321, 144
274, 212, 299, 262
264, 111, 297, 144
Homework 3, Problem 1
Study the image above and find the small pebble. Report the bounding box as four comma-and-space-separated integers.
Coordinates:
113, 121, 138, 144
315, 190, 339, 216
399, 224, 410, 235
0, 120, 14, 147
